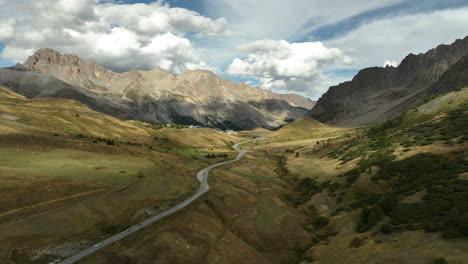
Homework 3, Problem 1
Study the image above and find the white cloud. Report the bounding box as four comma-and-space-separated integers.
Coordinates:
327, 8, 468, 69
198, 1, 468, 99
383, 60, 398, 67
204, 0, 405, 41
0, 0, 226, 73
1, 46, 35, 63
0, 19, 15, 41
200, 0, 406, 68
1, 0, 467, 100
226, 40, 351, 97
98, 2, 227, 36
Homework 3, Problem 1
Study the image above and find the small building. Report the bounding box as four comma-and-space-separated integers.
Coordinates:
225, 130, 239, 135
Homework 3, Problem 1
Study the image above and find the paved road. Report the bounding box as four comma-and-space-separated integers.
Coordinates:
59, 136, 265, 264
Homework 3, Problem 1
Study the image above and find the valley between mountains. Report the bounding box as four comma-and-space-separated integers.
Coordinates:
0, 36, 467, 264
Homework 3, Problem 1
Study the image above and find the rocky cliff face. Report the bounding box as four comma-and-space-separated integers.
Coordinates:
23, 48, 314, 109
308, 36, 468, 127
0, 48, 315, 129
427, 53, 468, 95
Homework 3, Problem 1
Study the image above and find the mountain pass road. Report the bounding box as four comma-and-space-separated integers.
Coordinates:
58, 136, 266, 264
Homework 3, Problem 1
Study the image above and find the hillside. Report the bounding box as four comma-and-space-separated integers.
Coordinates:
309, 36, 468, 127
2, 2, 467, 264
0, 87, 257, 264
74, 87, 467, 264
0, 79, 466, 264
0, 49, 315, 130
244, 87, 468, 263
0, 85, 151, 142
269, 117, 348, 142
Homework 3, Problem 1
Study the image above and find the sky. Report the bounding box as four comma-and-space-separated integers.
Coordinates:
0, 0, 467, 99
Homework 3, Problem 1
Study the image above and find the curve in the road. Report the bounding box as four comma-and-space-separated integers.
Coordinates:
59, 136, 265, 264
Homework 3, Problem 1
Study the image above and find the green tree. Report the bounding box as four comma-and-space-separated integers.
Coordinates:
434, 257, 448, 264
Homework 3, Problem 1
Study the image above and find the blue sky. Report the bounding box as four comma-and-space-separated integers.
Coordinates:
0, 0, 467, 99
0, 44, 12, 67
302, 0, 468, 42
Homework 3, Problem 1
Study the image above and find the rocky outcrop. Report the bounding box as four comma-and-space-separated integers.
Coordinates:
308, 36, 468, 127
427, 53, 468, 95
0, 49, 315, 130
23, 48, 315, 109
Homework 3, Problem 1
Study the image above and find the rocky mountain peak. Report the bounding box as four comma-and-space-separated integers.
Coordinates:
178, 69, 218, 81
145, 66, 175, 80
308, 35, 468, 127
3, 48, 316, 129
23, 48, 117, 92
26, 48, 83, 69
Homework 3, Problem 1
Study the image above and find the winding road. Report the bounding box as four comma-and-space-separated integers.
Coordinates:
59, 136, 266, 264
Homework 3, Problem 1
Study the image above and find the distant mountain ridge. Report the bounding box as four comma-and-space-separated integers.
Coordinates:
0, 48, 315, 130
308, 36, 468, 126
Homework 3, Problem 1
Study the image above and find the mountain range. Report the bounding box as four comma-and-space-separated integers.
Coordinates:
0, 48, 314, 130
308, 36, 468, 126
0, 36, 467, 130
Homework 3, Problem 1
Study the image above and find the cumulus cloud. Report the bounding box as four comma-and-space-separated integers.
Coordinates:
0, 0, 226, 73
200, 1, 468, 98
383, 60, 398, 67
327, 7, 468, 69
199, 0, 405, 68
99, 2, 227, 36
226, 40, 351, 96
0, 19, 15, 41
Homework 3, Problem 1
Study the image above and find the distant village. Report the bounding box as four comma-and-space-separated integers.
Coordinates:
214, 128, 239, 135
150, 123, 239, 135
145, 121, 238, 134
188, 125, 239, 135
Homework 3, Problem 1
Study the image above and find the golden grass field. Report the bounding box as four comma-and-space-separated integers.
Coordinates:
0, 86, 249, 263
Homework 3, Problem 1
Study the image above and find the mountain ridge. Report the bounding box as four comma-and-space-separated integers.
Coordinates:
23, 48, 315, 109
308, 35, 468, 126
0, 48, 315, 130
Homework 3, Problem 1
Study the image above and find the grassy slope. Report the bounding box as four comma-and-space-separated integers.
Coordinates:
269, 116, 349, 141
153, 127, 240, 148
4, 83, 466, 264
79, 146, 311, 264
304, 89, 466, 263
53, 89, 467, 264
232, 88, 467, 264
0, 86, 246, 263
0, 86, 151, 142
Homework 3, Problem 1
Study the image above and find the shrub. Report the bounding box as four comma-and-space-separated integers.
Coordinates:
205, 153, 228, 158
311, 216, 329, 229
357, 205, 384, 233
349, 237, 366, 248
345, 168, 360, 185
293, 178, 328, 205
358, 149, 396, 171
381, 223, 396, 234
434, 258, 448, 264
275, 156, 289, 177
370, 153, 468, 237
